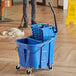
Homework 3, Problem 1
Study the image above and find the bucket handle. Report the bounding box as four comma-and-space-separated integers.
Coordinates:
16, 44, 45, 55
48, 2, 58, 33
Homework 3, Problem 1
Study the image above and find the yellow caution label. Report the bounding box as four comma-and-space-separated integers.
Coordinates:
66, 0, 76, 25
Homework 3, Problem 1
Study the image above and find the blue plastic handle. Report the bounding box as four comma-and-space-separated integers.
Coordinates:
48, 2, 58, 33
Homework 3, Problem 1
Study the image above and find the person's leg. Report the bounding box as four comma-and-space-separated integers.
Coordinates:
23, 0, 29, 27
31, 0, 37, 24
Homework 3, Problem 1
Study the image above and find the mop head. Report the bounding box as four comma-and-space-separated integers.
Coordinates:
1, 28, 24, 38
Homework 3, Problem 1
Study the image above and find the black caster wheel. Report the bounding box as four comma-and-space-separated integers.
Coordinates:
48, 66, 52, 70
26, 68, 32, 75
16, 64, 20, 70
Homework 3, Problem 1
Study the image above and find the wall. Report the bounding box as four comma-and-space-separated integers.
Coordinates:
37, 0, 57, 7
46, 0, 57, 7
64, 0, 68, 10
58, 0, 63, 6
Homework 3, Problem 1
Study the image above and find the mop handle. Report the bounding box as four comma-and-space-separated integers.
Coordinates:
48, 2, 58, 33
19, 15, 24, 32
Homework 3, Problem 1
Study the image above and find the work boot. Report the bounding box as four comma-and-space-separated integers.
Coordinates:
32, 21, 37, 25
23, 22, 28, 28
18, 26, 22, 29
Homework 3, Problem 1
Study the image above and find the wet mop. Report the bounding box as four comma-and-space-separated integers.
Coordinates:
1, 28, 24, 38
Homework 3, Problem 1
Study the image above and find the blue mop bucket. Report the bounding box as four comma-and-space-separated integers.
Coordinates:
16, 34, 57, 70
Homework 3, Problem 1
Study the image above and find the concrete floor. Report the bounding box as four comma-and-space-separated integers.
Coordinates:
0, 4, 76, 76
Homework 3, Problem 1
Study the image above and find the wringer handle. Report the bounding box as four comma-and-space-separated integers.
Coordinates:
48, 2, 58, 33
